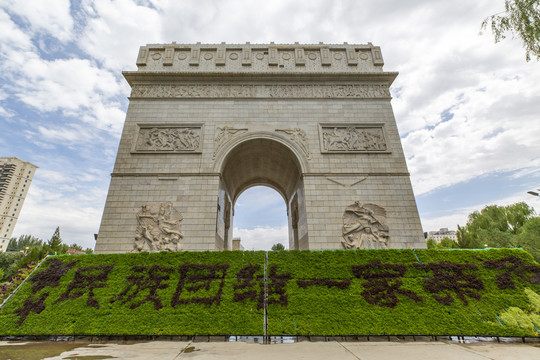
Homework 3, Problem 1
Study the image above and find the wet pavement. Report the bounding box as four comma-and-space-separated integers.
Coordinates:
1, 339, 539, 360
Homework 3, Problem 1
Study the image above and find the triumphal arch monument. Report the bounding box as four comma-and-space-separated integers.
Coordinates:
95, 42, 425, 253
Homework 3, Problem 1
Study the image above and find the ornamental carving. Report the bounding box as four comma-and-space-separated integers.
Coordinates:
321, 125, 387, 152
130, 84, 390, 99
213, 126, 248, 159
275, 128, 311, 159
135, 202, 184, 252
342, 202, 389, 250
135, 126, 201, 152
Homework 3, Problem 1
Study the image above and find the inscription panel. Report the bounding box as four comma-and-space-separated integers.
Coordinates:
132, 124, 202, 153
319, 123, 388, 153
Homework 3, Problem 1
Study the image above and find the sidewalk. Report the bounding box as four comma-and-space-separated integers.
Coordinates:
1, 340, 540, 360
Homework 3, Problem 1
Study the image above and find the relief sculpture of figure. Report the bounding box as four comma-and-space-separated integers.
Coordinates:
213, 126, 248, 158
323, 127, 350, 151
322, 127, 387, 152
140, 127, 200, 151
342, 202, 389, 249
361, 130, 386, 151
134, 202, 184, 252
275, 128, 311, 159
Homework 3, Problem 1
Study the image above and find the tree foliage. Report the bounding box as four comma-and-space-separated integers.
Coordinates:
1, 229, 93, 281
481, 0, 540, 61
7, 235, 43, 252
464, 202, 534, 248
427, 237, 460, 249
517, 217, 540, 261
0, 252, 23, 282
457, 202, 539, 261
271, 243, 285, 251
47, 227, 63, 253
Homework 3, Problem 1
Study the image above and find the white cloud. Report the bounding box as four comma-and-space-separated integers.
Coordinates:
14, 57, 122, 111
0, 8, 34, 51
36, 124, 94, 144
0, 106, 13, 118
12, 186, 102, 249
80, 0, 162, 71
2, 53, 126, 142
81, 101, 127, 135
0, 0, 74, 42
233, 226, 289, 251
403, 71, 540, 195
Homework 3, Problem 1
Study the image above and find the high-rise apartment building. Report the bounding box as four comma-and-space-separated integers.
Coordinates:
0, 157, 37, 252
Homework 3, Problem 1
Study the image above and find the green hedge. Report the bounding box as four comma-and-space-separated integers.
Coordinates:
267, 249, 540, 336
0, 249, 538, 336
0, 251, 265, 336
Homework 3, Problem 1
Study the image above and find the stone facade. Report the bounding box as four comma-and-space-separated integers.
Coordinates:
95, 42, 425, 253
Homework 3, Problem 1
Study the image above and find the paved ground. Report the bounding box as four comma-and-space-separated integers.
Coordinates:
1, 340, 540, 360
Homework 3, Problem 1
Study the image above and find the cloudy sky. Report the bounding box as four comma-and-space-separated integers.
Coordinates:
1, 0, 539, 250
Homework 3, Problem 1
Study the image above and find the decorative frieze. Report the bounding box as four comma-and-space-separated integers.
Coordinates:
135, 43, 384, 71
319, 124, 388, 153
130, 84, 390, 99
133, 125, 202, 153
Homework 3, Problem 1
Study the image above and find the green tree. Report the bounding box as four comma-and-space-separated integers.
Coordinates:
456, 224, 482, 249
271, 243, 285, 251
439, 237, 460, 249
69, 243, 84, 252
6, 238, 17, 252
7, 234, 43, 252
464, 202, 534, 248
0, 252, 22, 281
481, 0, 540, 61
47, 227, 63, 253
516, 216, 540, 262
427, 237, 459, 249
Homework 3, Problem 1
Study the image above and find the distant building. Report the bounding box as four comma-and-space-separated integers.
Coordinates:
0, 157, 37, 252
232, 237, 244, 251
67, 248, 85, 255
425, 228, 457, 243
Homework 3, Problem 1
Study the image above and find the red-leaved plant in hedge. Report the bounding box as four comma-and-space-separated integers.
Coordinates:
0, 262, 37, 304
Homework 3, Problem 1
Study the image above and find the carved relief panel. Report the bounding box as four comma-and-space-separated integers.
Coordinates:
132, 124, 202, 153
134, 202, 184, 252
342, 202, 389, 250
319, 123, 388, 153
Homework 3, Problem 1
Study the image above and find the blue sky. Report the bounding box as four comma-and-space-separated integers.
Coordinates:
1, 0, 539, 250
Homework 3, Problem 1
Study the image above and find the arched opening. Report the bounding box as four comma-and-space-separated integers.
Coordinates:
216, 138, 308, 251
233, 186, 289, 250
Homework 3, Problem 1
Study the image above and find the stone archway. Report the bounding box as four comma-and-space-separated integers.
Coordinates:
95, 42, 427, 254
215, 138, 308, 251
